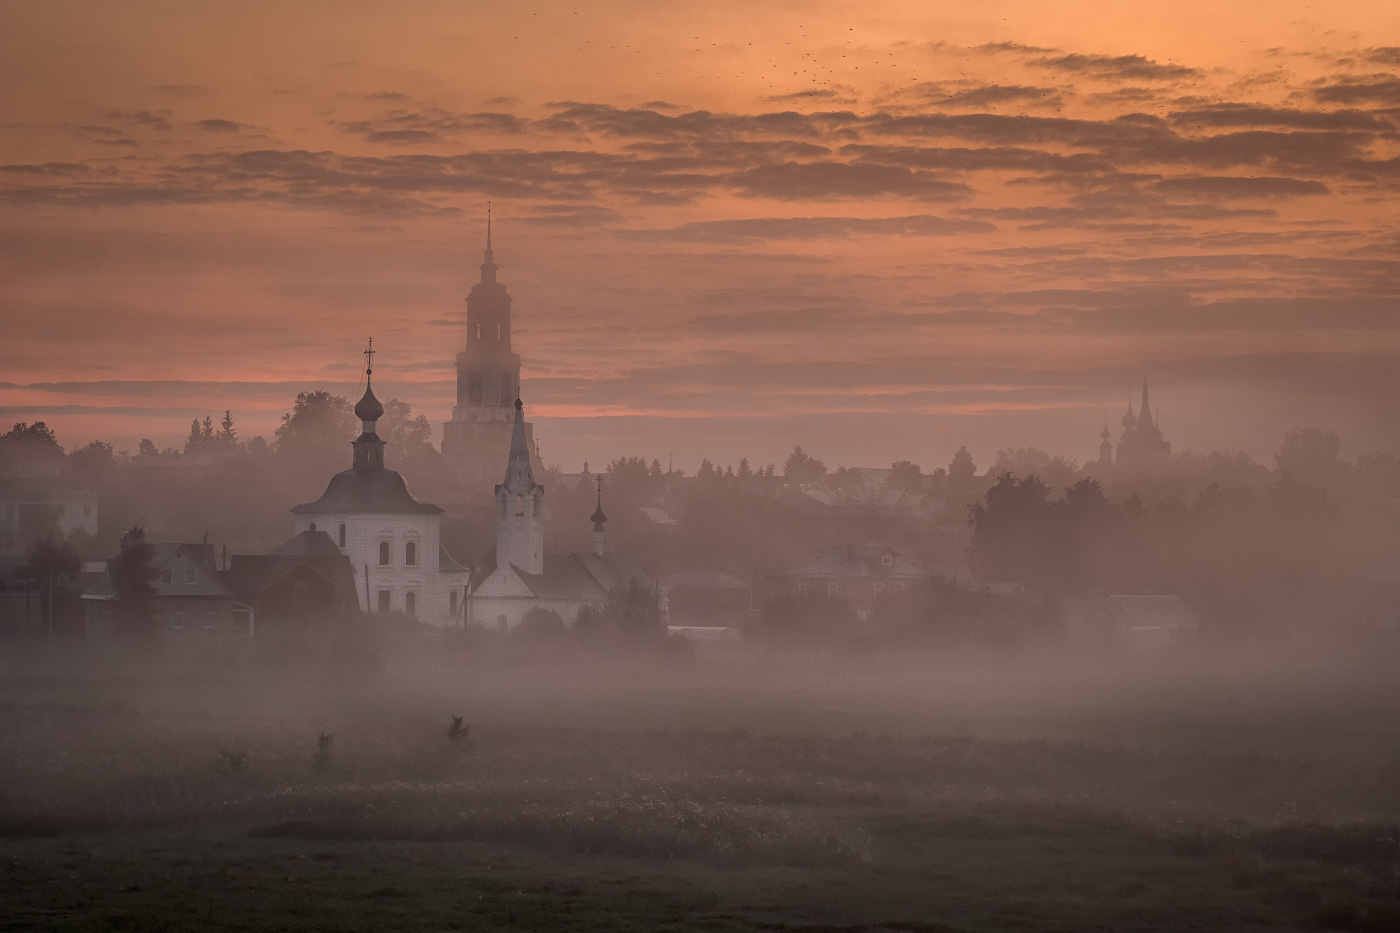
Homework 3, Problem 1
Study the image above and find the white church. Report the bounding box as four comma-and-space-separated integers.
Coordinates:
291, 349, 471, 623
467, 397, 648, 631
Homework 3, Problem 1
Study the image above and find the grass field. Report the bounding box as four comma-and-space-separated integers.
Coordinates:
2, 643, 1400, 931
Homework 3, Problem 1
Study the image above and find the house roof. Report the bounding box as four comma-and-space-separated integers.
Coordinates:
291, 467, 442, 515
222, 532, 358, 603
512, 552, 650, 601
83, 541, 235, 600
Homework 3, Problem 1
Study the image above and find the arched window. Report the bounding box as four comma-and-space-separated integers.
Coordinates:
338, 524, 346, 548
378, 541, 390, 566
308, 522, 316, 532
514, 494, 525, 515
405, 541, 417, 566
449, 590, 458, 616
404, 591, 417, 618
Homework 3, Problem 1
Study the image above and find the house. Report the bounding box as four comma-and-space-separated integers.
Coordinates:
221, 530, 360, 638
659, 570, 751, 626
0, 480, 98, 558
766, 544, 932, 621
81, 539, 253, 642
467, 399, 651, 631
289, 351, 472, 624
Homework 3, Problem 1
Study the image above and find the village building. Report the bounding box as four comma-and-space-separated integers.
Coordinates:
221, 529, 359, 638
82, 538, 253, 641
290, 346, 471, 624
441, 210, 544, 499
467, 399, 649, 631
0, 479, 97, 559
766, 544, 932, 621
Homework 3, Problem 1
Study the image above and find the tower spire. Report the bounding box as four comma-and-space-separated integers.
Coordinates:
590, 475, 608, 555
352, 338, 386, 472
485, 201, 493, 261
479, 203, 497, 283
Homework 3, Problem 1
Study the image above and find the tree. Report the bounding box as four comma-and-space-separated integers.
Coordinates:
783, 446, 827, 486
737, 457, 753, 479
602, 578, 666, 643
112, 526, 159, 638
607, 456, 653, 491
1274, 428, 1343, 490
889, 460, 923, 494
21, 538, 81, 630
514, 607, 567, 641
0, 422, 64, 468
991, 447, 1078, 491
948, 447, 977, 482
137, 438, 158, 458
68, 440, 115, 479
697, 458, 716, 479
215, 410, 238, 451
274, 391, 357, 489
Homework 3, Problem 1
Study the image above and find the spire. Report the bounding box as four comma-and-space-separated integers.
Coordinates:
1137, 377, 1155, 431
479, 202, 497, 283
501, 397, 535, 492
352, 338, 386, 471
590, 475, 607, 555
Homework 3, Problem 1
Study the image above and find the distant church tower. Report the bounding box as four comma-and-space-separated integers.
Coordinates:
1115, 378, 1172, 471
442, 207, 544, 495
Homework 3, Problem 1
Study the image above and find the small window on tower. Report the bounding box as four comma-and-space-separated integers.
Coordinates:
514, 494, 525, 516
405, 541, 416, 566
379, 541, 390, 566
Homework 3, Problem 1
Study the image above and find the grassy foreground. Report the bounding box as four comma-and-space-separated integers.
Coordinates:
2, 645, 1400, 931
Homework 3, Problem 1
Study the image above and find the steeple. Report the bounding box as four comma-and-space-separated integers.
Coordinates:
495, 397, 543, 574
1137, 377, 1157, 433
1098, 409, 1114, 466
501, 398, 535, 493
590, 475, 608, 555
480, 202, 497, 284
352, 339, 386, 472
1120, 386, 1138, 431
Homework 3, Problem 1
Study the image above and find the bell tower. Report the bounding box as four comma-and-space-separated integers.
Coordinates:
495, 398, 544, 574
442, 206, 543, 497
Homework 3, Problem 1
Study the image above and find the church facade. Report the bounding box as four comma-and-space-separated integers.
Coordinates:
292, 352, 471, 624
441, 213, 544, 497
467, 398, 648, 632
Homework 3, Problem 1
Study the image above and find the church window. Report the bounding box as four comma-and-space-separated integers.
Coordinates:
496, 323, 501, 341
405, 541, 417, 566
514, 494, 525, 515
405, 591, 417, 618
873, 582, 886, 598
377, 590, 391, 613
379, 541, 390, 566
469, 373, 482, 405
338, 524, 346, 547
309, 523, 316, 532
449, 590, 458, 616
532, 494, 539, 517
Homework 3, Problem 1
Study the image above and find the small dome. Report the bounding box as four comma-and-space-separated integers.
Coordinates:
355, 379, 384, 422
1121, 406, 1137, 430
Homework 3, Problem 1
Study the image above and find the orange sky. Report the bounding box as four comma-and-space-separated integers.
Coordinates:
2, 0, 1399, 471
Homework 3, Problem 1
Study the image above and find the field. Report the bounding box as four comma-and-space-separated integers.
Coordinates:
3, 642, 1400, 932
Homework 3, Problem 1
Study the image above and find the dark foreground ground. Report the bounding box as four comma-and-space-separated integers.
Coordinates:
3, 643, 1400, 932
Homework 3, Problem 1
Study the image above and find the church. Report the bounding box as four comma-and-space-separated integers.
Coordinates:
1102, 378, 1172, 471
441, 209, 544, 498
466, 397, 648, 632
291, 347, 471, 624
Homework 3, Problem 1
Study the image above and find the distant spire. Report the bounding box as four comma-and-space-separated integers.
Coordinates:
591, 476, 607, 555
479, 203, 497, 283
1137, 377, 1156, 432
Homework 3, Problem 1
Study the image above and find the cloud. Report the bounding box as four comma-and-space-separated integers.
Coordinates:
195, 119, 245, 133
1169, 104, 1390, 131
618, 214, 993, 242
153, 84, 213, 97
1313, 75, 1400, 105
1152, 175, 1329, 199
926, 84, 1064, 109
1030, 53, 1202, 81
725, 161, 972, 201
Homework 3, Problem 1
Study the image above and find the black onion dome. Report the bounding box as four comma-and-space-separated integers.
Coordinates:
291, 467, 442, 515
354, 379, 384, 422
